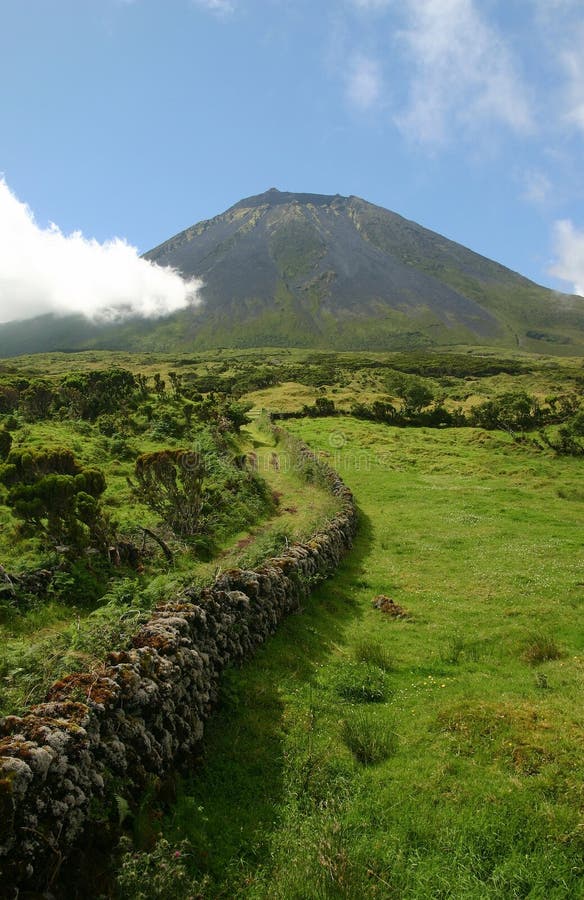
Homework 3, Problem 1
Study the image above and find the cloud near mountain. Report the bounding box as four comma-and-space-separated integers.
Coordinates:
0, 179, 201, 325
550, 219, 584, 297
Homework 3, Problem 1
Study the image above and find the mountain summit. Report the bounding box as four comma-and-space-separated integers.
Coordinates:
143, 188, 583, 351
0, 189, 582, 355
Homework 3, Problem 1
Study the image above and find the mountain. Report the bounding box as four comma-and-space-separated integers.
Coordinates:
1, 189, 583, 356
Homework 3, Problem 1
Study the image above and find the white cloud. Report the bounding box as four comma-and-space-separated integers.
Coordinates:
346, 55, 383, 110
0, 179, 201, 325
395, 0, 533, 145
192, 0, 235, 15
549, 219, 584, 296
532, 2, 584, 138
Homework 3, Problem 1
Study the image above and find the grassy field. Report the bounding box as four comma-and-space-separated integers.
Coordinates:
1, 347, 583, 895
155, 417, 584, 898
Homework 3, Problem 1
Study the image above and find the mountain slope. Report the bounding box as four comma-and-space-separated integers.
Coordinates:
1, 189, 583, 355
143, 189, 583, 352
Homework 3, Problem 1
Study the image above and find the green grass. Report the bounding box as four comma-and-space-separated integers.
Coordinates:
0, 415, 338, 717
341, 710, 398, 764
331, 661, 390, 703
521, 631, 564, 665
153, 416, 584, 898
354, 638, 394, 672
2, 347, 584, 894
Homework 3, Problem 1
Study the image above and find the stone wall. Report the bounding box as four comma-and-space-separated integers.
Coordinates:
0, 432, 357, 892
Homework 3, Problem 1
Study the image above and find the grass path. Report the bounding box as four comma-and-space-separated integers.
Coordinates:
206, 422, 339, 574
161, 419, 584, 898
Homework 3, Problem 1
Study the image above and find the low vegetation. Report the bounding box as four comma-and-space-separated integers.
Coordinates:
0, 346, 582, 897
145, 415, 583, 897
0, 357, 340, 717
341, 710, 399, 765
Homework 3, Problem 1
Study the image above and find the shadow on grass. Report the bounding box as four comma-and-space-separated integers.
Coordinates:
162, 508, 374, 885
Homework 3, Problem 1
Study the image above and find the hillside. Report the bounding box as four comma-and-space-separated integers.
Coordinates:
1, 189, 583, 355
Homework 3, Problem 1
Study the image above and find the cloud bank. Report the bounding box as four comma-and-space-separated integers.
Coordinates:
550, 220, 584, 297
0, 179, 201, 325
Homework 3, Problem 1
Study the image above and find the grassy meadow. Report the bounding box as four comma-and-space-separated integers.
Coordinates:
153, 404, 584, 900
156, 405, 583, 896
0, 347, 582, 896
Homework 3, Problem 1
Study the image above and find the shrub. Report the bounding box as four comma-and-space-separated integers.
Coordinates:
2, 415, 20, 431
58, 367, 137, 420
0, 447, 111, 553
396, 375, 435, 414
20, 381, 55, 421
48, 558, 110, 606
110, 436, 135, 460
341, 710, 398, 764
97, 413, 120, 437
150, 412, 185, 440
470, 391, 542, 432
302, 397, 336, 417
129, 449, 205, 537
222, 399, 253, 431
0, 385, 20, 414
541, 423, 584, 456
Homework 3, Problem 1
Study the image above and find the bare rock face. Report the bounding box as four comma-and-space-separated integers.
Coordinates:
0, 431, 357, 892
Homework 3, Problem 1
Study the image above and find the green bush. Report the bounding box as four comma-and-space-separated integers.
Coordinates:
0, 447, 111, 553
470, 391, 542, 432
58, 367, 137, 420
541, 422, 584, 456
129, 448, 204, 536
150, 412, 185, 440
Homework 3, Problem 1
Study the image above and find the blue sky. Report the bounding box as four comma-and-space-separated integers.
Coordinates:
1, 0, 584, 316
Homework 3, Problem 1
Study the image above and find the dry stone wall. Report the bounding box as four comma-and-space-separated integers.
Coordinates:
0, 431, 357, 892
